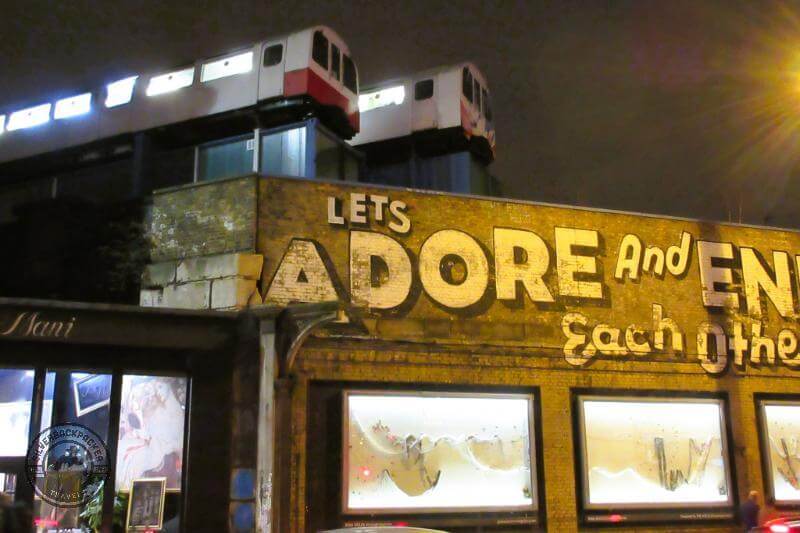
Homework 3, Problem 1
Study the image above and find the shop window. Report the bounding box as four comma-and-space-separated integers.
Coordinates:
0, 368, 35, 456
758, 399, 800, 504
343, 55, 357, 93
577, 395, 732, 510
331, 44, 341, 81
261, 125, 308, 177
312, 31, 329, 70
198, 135, 255, 182
115, 375, 188, 492
263, 44, 283, 67
462, 67, 473, 102
414, 79, 434, 101
343, 391, 537, 512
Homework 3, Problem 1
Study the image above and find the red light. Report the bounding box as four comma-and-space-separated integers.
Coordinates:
770, 525, 790, 533
609, 514, 623, 523
34, 518, 58, 527
393, 522, 409, 527
360, 466, 371, 477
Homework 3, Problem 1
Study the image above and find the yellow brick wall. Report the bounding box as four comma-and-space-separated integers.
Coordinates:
286, 338, 799, 533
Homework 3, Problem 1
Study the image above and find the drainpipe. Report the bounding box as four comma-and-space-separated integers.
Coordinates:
251, 301, 341, 533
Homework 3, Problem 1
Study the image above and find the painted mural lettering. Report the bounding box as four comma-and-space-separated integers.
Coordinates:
0, 312, 77, 339
261, 183, 800, 376
327, 193, 411, 234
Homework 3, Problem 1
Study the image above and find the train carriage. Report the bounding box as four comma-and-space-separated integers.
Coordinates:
350, 62, 495, 163
0, 25, 359, 167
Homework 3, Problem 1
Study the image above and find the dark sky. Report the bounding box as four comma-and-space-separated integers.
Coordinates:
4, 0, 800, 226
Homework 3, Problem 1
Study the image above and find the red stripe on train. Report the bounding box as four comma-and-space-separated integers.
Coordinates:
284, 67, 359, 132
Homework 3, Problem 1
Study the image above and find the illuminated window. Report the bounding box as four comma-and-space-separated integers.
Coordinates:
261, 126, 308, 177
105, 76, 138, 107
0, 115, 5, 134
146, 67, 195, 97
414, 79, 434, 100
577, 395, 732, 509
198, 135, 255, 182
7, 103, 51, 131
263, 44, 283, 67
358, 86, 405, 112
344, 391, 536, 512
200, 51, 253, 83
343, 55, 357, 93
115, 374, 188, 492
54, 92, 92, 119
312, 30, 328, 70
758, 399, 800, 504
0, 369, 35, 456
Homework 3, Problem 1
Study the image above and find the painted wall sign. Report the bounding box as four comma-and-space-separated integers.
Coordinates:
258, 177, 800, 375
0, 311, 77, 339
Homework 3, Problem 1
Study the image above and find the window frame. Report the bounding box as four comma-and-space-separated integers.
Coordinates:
312, 30, 329, 70
342, 55, 358, 94
331, 43, 341, 81
194, 132, 258, 183
462, 67, 473, 103
414, 79, 434, 101
263, 44, 283, 67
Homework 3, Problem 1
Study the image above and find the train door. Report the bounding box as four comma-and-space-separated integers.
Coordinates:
411, 75, 437, 131
258, 38, 287, 101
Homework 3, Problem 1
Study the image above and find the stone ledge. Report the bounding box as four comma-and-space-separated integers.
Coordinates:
177, 253, 264, 283
162, 281, 211, 309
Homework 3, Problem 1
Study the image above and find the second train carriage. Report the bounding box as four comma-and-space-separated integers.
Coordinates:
0, 25, 360, 168
350, 62, 495, 162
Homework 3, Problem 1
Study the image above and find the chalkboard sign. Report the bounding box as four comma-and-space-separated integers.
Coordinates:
126, 477, 166, 531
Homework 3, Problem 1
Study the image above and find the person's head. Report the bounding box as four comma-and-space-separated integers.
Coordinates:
748, 490, 759, 502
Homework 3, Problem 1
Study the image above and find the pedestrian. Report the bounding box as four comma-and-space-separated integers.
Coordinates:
740, 490, 760, 531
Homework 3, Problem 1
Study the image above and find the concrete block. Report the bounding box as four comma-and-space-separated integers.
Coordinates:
141, 261, 177, 288
177, 253, 264, 283
211, 277, 258, 309
162, 281, 211, 309
139, 289, 163, 307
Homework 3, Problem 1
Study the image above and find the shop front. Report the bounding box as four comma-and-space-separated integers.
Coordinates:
0, 298, 251, 532
250, 176, 800, 532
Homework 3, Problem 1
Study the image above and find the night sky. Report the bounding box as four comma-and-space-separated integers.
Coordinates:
4, 0, 800, 226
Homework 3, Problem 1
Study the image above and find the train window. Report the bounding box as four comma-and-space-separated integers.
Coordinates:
146, 67, 195, 97
486, 97, 493, 122
415, 79, 434, 100
462, 67, 473, 102
473, 79, 481, 111
343, 55, 358, 93
264, 44, 283, 67
201, 51, 254, 83
481, 88, 489, 117
331, 44, 341, 80
312, 31, 329, 70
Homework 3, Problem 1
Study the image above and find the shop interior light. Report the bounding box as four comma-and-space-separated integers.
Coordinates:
7, 103, 51, 131
358, 85, 405, 112
0, 115, 5, 134
146, 67, 195, 97
54, 92, 92, 119
200, 51, 253, 83
105, 76, 138, 108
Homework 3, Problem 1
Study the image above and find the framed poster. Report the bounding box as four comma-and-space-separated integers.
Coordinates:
757, 397, 800, 506
576, 394, 733, 512
72, 374, 112, 417
126, 477, 166, 531
342, 390, 536, 514
115, 374, 188, 492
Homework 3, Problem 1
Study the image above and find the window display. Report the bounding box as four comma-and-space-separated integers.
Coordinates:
578, 396, 732, 509
0, 368, 34, 456
115, 375, 188, 492
343, 391, 535, 513
759, 400, 800, 504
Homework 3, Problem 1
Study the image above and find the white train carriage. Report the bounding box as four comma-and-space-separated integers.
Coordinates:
0, 25, 359, 166
349, 62, 495, 161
